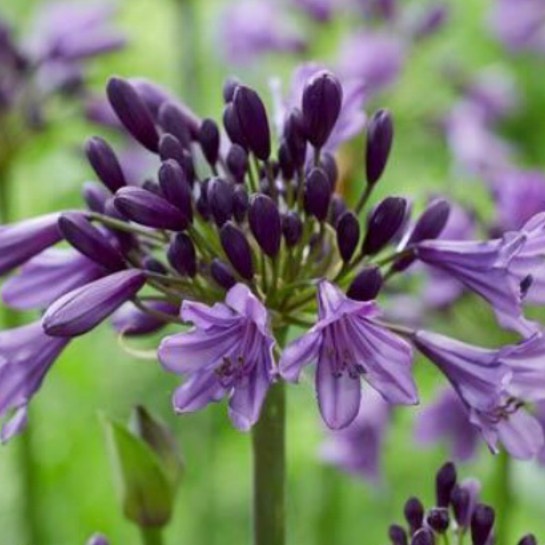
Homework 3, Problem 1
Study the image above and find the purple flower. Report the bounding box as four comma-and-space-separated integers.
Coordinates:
42, 269, 146, 337
0, 321, 69, 442
415, 388, 481, 462
0, 213, 63, 275
158, 284, 275, 431
86, 534, 109, 545
291, 0, 335, 22
320, 386, 390, 482
415, 234, 536, 336
2, 248, 104, 311
280, 281, 417, 430
111, 300, 179, 336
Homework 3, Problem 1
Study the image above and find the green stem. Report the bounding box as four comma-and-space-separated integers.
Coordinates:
493, 451, 511, 545
251, 380, 286, 545
140, 527, 164, 545
355, 183, 373, 215
176, 0, 201, 107
317, 467, 343, 545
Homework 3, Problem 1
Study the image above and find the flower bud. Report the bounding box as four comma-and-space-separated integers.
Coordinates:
404, 497, 424, 534
366, 109, 394, 185
223, 76, 240, 103
211, 258, 236, 290
158, 102, 191, 149
336, 211, 360, 262
329, 194, 347, 226
389, 525, 408, 545
82, 181, 110, 214
158, 160, 193, 222
85, 136, 126, 192
208, 177, 234, 227
347, 266, 382, 301
142, 257, 167, 274
167, 233, 197, 277
106, 77, 159, 152
302, 71, 343, 149
284, 108, 307, 169
426, 508, 449, 534
233, 85, 271, 160
114, 187, 188, 231
304, 167, 331, 221
362, 196, 407, 255
223, 103, 247, 149
435, 461, 457, 508
233, 185, 249, 223
320, 152, 338, 191
59, 212, 125, 271
159, 134, 186, 168
196, 180, 210, 220
86, 534, 109, 545
112, 299, 178, 336
278, 142, 295, 180
282, 212, 303, 247
199, 118, 220, 166
411, 528, 434, 545
249, 194, 282, 257
450, 485, 470, 528
518, 535, 537, 545
227, 144, 249, 183
220, 222, 254, 280
470, 504, 495, 545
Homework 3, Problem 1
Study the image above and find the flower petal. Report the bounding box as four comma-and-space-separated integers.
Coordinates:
172, 371, 226, 414
279, 329, 321, 382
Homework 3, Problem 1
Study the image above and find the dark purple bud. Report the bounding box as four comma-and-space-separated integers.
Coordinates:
412, 4, 449, 40
450, 485, 470, 528
336, 211, 360, 262
284, 108, 307, 169
233, 186, 249, 223
304, 167, 331, 221
167, 233, 197, 277
517, 535, 537, 545
114, 187, 188, 231
329, 194, 347, 226
106, 77, 159, 152
347, 266, 382, 301
426, 508, 449, 534
302, 71, 343, 149
233, 85, 271, 161
366, 109, 394, 185
436, 462, 457, 508
248, 194, 282, 257
196, 180, 210, 220
282, 212, 303, 247
82, 181, 110, 214
158, 160, 193, 222
220, 222, 254, 280
158, 102, 191, 149
411, 528, 434, 545
179, 150, 196, 187
404, 497, 424, 535
278, 142, 295, 180
43, 270, 146, 337
141, 179, 163, 197
85, 136, 126, 192
208, 177, 234, 227
58, 212, 125, 271
389, 525, 408, 545
159, 133, 186, 168
320, 152, 338, 191
470, 504, 495, 545
142, 256, 167, 274
362, 196, 407, 255
223, 103, 247, 149
227, 144, 249, 183
223, 76, 240, 103
199, 118, 220, 166
211, 258, 236, 290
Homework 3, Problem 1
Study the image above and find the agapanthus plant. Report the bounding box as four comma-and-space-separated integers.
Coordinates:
3, 68, 545, 544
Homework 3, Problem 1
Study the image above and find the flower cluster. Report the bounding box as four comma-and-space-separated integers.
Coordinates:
1, 67, 545, 462
387, 462, 537, 545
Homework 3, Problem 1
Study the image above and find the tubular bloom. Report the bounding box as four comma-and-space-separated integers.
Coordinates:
1, 67, 545, 460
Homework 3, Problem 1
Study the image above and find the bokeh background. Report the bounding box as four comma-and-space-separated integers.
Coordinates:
1, 0, 545, 543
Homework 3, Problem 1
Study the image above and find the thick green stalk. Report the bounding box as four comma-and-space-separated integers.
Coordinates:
176, 0, 201, 108
140, 527, 164, 545
251, 381, 286, 545
317, 467, 343, 545
492, 451, 511, 545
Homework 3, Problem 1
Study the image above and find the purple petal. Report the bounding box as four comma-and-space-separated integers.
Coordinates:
172, 371, 226, 414
279, 329, 321, 382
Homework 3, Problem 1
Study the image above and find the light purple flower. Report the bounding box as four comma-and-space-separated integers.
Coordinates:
0, 321, 69, 442
320, 386, 390, 482
290, 0, 335, 21
86, 534, 109, 545
280, 281, 417, 430
0, 213, 63, 275
221, 1, 306, 65
112, 300, 179, 336
415, 388, 481, 462
158, 284, 275, 431
42, 269, 146, 337
2, 248, 104, 311
415, 233, 536, 336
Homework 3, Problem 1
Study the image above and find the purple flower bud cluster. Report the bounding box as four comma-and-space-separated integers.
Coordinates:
2, 68, 545, 458
387, 462, 537, 545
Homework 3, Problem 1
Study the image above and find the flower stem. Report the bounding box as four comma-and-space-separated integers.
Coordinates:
251, 381, 286, 545
139, 527, 163, 545
492, 450, 511, 545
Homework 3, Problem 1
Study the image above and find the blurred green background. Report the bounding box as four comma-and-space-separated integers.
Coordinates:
2, 0, 545, 543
